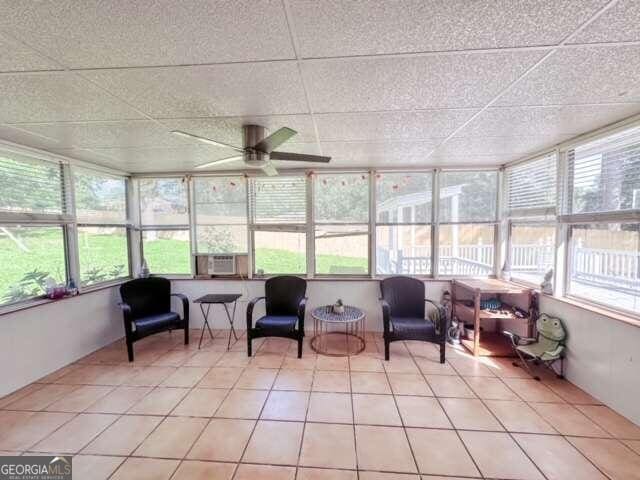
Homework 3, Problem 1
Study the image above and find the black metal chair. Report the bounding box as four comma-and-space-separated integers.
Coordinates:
380, 276, 446, 363
119, 277, 189, 362
246, 276, 307, 358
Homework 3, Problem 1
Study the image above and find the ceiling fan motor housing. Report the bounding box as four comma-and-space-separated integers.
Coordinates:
243, 124, 267, 163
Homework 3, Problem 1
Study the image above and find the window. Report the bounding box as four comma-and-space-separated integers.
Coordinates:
0, 226, 67, 305
74, 167, 130, 286
314, 173, 369, 275
139, 177, 191, 274
0, 150, 70, 306
438, 171, 498, 275
375, 172, 432, 275
563, 125, 640, 314
568, 224, 639, 314
250, 176, 307, 274
194, 176, 247, 254
509, 224, 555, 284
505, 154, 557, 284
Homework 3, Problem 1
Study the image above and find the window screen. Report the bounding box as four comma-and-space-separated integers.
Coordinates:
315, 173, 369, 223
74, 167, 127, 224
439, 171, 498, 223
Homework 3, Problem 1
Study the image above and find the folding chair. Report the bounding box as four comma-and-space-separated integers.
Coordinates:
503, 313, 566, 381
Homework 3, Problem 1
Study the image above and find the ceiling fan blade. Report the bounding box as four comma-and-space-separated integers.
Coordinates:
171, 130, 244, 153
260, 162, 278, 176
269, 151, 331, 163
252, 127, 297, 153
194, 155, 244, 169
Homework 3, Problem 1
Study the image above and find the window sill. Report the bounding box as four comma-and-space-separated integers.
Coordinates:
0, 279, 129, 317
541, 293, 640, 328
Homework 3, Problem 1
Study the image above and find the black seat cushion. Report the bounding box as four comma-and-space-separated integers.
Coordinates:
390, 316, 435, 335
134, 312, 180, 335
255, 315, 298, 331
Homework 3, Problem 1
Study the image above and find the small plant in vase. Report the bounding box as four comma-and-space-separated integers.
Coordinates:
333, 299, 345, 314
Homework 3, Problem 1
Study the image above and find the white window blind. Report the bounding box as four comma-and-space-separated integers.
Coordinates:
250, 176, 306, 224
0, 151, 68, 216
439, 171, 498, 223
74, 167, 127, 224
506, 154, 557, 217
568, 125, 640, 215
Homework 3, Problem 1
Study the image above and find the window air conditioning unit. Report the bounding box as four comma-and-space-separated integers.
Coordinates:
207, 255, 236, 275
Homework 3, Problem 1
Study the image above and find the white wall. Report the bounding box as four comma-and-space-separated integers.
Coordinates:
540, 295, 640, 425
171, 279, 451, 332
0, 287, 123, 397
2, 278, 638, 427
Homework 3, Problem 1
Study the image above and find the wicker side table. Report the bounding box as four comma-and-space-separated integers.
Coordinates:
310, 305, 365, 356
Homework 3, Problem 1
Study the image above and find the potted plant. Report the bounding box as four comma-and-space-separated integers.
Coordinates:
333, 298, 345, 314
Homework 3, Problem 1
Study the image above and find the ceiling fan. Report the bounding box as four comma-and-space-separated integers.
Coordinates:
171, 124, 330, 176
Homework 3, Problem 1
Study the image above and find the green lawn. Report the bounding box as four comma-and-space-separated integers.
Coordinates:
1, 230, 368, 303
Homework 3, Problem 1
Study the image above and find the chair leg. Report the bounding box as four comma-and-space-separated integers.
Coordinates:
439, 342, 446, 364
184, 325, 189, 345
297, 335, 303, 359
384, 338, 390, 361
247, 332, 252, 357
126, 339, 134, 362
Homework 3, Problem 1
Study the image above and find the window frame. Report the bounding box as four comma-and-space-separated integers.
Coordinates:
137, 176, 192, 276
435, 169, 500, 278
249, 174, 309, 276
504, 152, 559, 288
374, 170, 435, 277
312, 171, 372, 277
72, 165, 133, 289
192, 175, 248, 257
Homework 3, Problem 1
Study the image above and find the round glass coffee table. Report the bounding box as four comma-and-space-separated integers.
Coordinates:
310, 305, 366, 356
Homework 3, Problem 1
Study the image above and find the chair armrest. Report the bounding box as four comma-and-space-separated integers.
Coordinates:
118, 302, 134, 336
379, 298, 391, 334
503, 330, 536, 346
170, 293, 189, 324
247, 296, 266, 329
118, 302, 132, 318
425, 299, 446, 338
298, 297, 307, 330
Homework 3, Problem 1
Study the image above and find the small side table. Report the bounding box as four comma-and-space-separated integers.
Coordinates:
310, 305, 366, 357
194, 294, 242, 350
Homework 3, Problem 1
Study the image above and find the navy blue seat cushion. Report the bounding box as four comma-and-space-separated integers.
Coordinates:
134, 312, 180, 335
255, 315, 298, 331
390, 316, 435, 335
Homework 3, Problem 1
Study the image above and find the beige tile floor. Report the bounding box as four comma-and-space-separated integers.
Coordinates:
1, 329, 640, 480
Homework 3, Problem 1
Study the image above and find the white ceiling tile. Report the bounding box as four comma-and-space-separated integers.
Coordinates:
0, 72, 145, 123
0, 34, 60, 72
288, 0, 606, 57
569, 0, 640, 44
0, 124, 66, 151
318, 140, 437, 167
427, 153, 517, 167
83, 145, 238, 172
167, 115, 317, 147
434, 135, 574, 158
303, 51, 546, 112
84, 62, 309, 118
0, 0, 294, 68
497, 45, 640, 106
7, 120, 192, 149
456, 104, 640, 138
315, 109, 476, 142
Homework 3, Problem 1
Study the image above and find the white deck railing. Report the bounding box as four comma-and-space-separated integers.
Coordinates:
378, 244, 640, 293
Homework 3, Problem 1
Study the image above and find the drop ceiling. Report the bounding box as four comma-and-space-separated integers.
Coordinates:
0, 0, 639, 173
